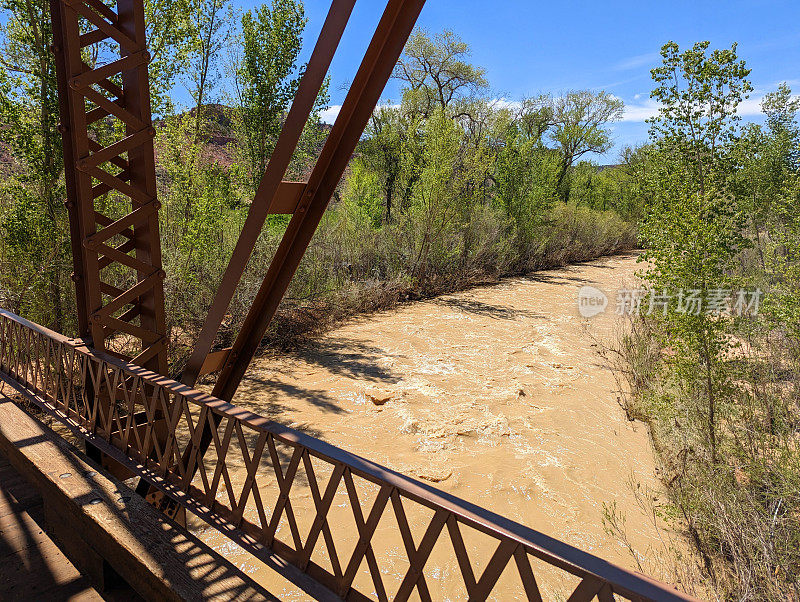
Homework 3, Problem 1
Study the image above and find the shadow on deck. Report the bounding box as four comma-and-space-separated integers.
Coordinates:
0, 454, 104, 600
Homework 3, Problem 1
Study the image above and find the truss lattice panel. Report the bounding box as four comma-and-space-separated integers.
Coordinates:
52, 0, 167, 375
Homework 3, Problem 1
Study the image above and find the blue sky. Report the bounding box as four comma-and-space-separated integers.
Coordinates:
233, 0, 800, 162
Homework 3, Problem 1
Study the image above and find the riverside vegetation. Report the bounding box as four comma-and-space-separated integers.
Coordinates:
610, 43, 800, 600
1, 0, 798, 598
0, 0, 636, 361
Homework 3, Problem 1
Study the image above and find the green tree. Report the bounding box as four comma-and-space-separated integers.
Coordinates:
394, 29, 488, 118
649, 41, 752, 196
493, 100, 559, 240
185, 0, 232, 141
232, 0, 306, 189
0, 0, 67, 330
549, 90, 623, 202
640, 41, 752, 462
625, 56, 800, 597
406, 108, 484, 282
514, 95, 554, 142
755, 85, 800, 342
145, 0, 195, 115
357, 105, 415, 224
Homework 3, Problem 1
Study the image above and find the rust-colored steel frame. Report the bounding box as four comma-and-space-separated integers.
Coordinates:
52, 0, 424, 404
41, 1, 700, 599
183, 0, 428, 405
176, 0, 426, 511
51, 0, 175, 496
52, 0, 167, 376
0, 308, 699, 602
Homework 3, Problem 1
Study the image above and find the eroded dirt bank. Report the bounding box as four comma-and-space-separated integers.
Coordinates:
201, 253, 673, 598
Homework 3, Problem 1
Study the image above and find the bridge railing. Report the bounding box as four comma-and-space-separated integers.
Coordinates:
0, 308, 696, 601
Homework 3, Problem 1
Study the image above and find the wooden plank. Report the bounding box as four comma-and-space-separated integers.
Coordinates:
0, 503, 46, 555
0, 473, 42, 517
0, 460, 103, 600
0, 532, 74, 575
0, 542, 101, 600
0, 394, 276, 601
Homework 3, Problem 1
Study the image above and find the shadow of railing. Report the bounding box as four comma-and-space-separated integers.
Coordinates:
0, 394, 279, 601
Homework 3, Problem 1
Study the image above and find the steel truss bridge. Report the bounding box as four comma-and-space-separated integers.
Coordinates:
0, 0, 700, 599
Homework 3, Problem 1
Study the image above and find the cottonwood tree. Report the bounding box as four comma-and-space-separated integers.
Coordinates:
746, 85, 800, 341
548, 90, 623, 202
407, 108, 484, 282
186, 0, 232, 141
649, 41, 752, 195
145, 0, 195, 115
232, 0, 306, 189
631, 51, 800, 597
358, 106, 408, 223
515, 95, 554, 142
157, 0, 231, 248
493, 98, 559, 239
0, 0, 66, 330
640, 41, 752, 463
394, 29, 487, 118
763, 82, 800, 160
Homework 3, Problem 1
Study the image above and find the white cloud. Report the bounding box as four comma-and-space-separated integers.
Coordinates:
320, 105, 342, 124
491, 98, 523, 111
614, 52, 660, 72
737, 96, 766, 117
621, 98, 660, 122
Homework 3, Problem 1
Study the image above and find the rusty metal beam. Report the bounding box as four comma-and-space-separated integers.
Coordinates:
180, 0, 358, 387
52, 0, 170, 499
51, 0, 90, 341
211, 0, 427, 402
52, 0, 167, 376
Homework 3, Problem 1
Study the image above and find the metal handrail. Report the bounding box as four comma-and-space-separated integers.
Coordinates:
0, 308, 698, 601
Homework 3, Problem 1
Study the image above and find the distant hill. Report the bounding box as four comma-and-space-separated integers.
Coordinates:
158, 103, 332, 171
0, 103, 334, 183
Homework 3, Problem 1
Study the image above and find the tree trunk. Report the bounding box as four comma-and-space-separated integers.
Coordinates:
701, 327, 717, 463
49, 263, 64, 332
556, 157, 571, 203
384, 171, 396, 223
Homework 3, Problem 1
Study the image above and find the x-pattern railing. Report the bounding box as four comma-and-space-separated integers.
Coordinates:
0, 308, 696, 602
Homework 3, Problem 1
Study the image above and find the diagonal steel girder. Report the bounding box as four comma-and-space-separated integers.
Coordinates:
182, 0, 427, 402
180, 0, 357, 386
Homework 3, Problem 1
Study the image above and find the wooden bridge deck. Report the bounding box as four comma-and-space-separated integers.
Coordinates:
0, 455, 104, 601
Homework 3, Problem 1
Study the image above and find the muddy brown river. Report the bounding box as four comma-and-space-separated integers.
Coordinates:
196, 253, 675, 599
